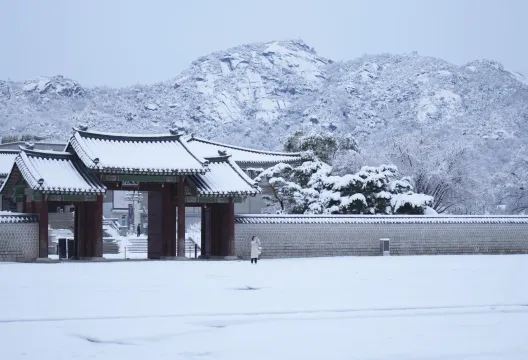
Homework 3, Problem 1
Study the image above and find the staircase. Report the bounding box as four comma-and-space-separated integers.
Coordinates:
102, 218, 121, 254
125, 237, 201, 258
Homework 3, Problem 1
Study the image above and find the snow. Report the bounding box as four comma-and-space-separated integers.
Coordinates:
144, 103, 158, 111
507, 69, 528, 87
0, 212, 38, 224
190, 159, 259, 196
261, 42, 324, 81
195, 73, 216, 95
187, 138, 302, 165
0, 255, 527, 359
391, 192, 434, 212
437, 70, 452, 76
341, 193, 367, 207
434, 89, 462, 106
416, 97, 438, 122
0, 150, 17, 176
15, 151, 105, 194
3, 40, 528, 216
71, 132, 207, 174
235, 214, 528, 224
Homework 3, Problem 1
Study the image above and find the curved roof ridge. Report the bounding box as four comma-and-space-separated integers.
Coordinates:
188, 136, 303, 157
177, 135, 210, 168
16, 151, 44, 189
73, 127, 184, 142
18, 147, 73, 158
225, 157, 259, 189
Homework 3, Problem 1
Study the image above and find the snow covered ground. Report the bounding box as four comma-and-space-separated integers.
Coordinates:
1, 255, 527, 359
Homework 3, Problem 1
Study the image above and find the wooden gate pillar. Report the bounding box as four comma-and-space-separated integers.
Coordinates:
225, 198, 237, 259
73, 203, 79, 259
148, 190, 163, 259
176, 177, 186, 257
201, 205, 211, 259
161, 184, 176, 258
93, 195, 104, 258
36, 198, 48, 258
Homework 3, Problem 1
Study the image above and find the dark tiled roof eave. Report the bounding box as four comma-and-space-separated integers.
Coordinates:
0, 213, 40, 224
234, 214, 528, 225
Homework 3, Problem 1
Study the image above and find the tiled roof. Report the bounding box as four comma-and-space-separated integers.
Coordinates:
0, 212, 39, 224
189, 156, 261, 197
68, 128, 208, 175
186, 136, 303, 166
0, 150, 19, 177
5, 149, 106, 195
235, 214, 528, 224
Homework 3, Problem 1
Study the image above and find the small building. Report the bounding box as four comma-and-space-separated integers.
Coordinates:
0, 137, 304, 229
0, 127, 268, 260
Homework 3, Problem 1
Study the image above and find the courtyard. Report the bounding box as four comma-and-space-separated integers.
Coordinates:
1, 255, 527, 359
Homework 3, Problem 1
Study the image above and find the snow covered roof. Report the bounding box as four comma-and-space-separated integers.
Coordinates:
185, 136, 303, 166
189, 155, 261, 197
0, 150, 18, 177
67, 128, 208, 175
0, 212, 39, 224
1, 149, 106, 195
235, 214, 528, 224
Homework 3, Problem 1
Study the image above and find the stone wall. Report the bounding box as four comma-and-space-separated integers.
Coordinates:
0, 214, 39, 261
235, 215, 528, 259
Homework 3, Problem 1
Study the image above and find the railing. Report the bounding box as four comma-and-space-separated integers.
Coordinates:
123, 237, 201, 259
102, 217, 121, 234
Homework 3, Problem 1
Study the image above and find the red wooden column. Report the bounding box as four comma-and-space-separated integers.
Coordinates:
77, 203, 87, 258
176, 176, 186, 258
73, 203, 79, 259
94, 195, 104, 258
161, 184, 176, 258
201, 205, 211, 259
36, 198, 49, 259
148, 190, 163, 259
225, 198, 236, 259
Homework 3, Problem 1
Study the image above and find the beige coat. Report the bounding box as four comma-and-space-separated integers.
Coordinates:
250, 237, 261, 258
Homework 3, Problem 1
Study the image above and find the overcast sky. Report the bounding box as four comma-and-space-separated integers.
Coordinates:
0, 0, 525, 87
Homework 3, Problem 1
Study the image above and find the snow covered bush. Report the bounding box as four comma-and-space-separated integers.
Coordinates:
256, 161, 434, 215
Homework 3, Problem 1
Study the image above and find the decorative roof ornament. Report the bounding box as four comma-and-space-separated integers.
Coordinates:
218, 150, 227, 156
78, 123, 89, 131
169, 128, 180, 136
24, 142, 35, 150
37, 178, 44, 187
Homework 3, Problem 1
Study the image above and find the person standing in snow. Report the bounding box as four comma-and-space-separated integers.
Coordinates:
136, 224, 141, 237
250, 235, 261, 264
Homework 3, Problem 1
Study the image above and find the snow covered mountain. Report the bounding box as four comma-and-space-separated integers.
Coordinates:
1, 39, 527, 213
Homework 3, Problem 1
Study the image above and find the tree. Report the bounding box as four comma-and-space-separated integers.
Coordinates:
284, 130, 359, 164
1, 135, 19, 144
320, 164, 433, 214
255, 161, 331, 214
386, 132, 476, 214
496, 148, 528, 214
256, 161, 434, 215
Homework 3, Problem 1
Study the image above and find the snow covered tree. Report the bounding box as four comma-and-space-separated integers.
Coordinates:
255, 160, 331, 214
386, 132, 477, 214
495, 147, 528, 214
284, 130, 359, 164
256, 161, 434, 215
321, 165, 434, 214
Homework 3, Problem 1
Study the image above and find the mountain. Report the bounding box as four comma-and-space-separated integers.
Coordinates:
1, 39, 527, 213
